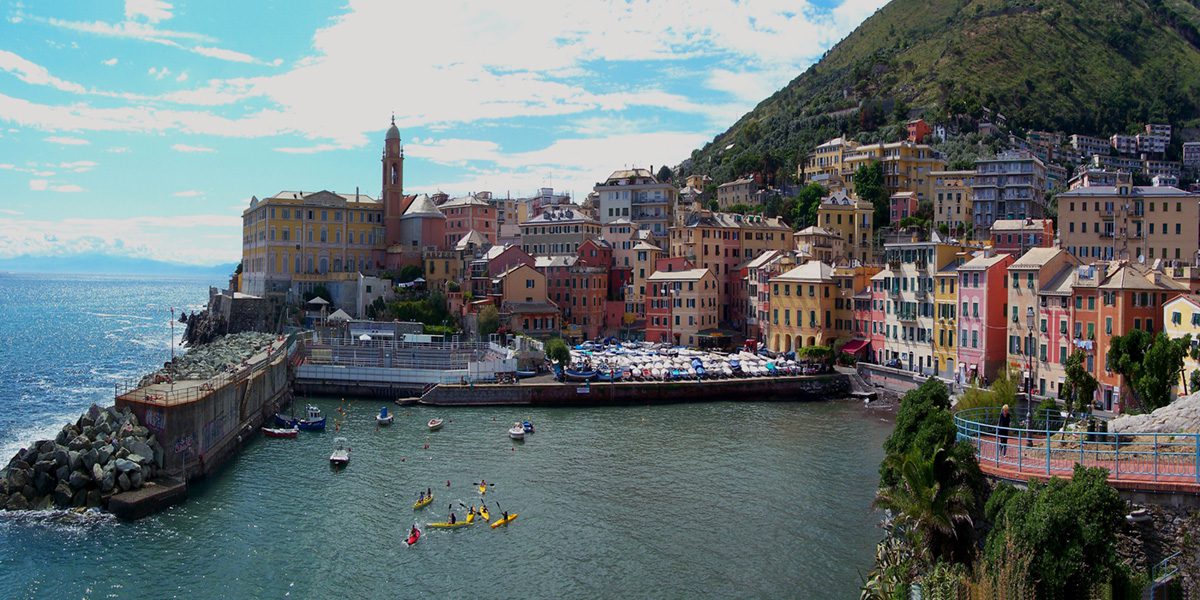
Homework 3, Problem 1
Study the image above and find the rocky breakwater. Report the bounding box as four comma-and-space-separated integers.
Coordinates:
143, 331, 276, 384
1111, 391, 1200, 434
0, 404, 164, 512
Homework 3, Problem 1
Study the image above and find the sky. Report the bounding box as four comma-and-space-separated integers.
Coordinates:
0, 0, 888, 266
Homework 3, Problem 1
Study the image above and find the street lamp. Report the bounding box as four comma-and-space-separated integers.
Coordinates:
1026, 305, 1035, 421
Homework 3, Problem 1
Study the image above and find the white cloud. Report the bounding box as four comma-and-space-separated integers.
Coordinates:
28, 179, 47, 191
101, 57, 119, 66
28, 178, 84, 193
191, 46, 257, 64
273, 143, 351, 154
59, 160, 98, 172
0, 213, 243, 264
172, 190, 203, 197
51, 183, 84, 193
44, 136, 89, 145
125, 0, 174, 23
0, 50, 87, 93
148, 66, 171, 80
171, 143, 215, 153
175, 71, 188, 82
0, 208, 23, 215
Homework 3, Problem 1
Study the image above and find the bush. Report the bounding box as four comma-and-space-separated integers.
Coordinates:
545, 338, 570, 366
477, 305, 500, 337
1030, 397, 1062, 431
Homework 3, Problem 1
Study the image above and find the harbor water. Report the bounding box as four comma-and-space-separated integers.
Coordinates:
0, 274, 894, 599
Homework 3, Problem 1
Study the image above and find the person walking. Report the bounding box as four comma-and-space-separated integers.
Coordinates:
997, 404, 1012, 457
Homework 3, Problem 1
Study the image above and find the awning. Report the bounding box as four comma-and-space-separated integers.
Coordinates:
840, 339, 869, 355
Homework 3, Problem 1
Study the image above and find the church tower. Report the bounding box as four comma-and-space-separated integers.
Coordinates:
382, 116, 407, 246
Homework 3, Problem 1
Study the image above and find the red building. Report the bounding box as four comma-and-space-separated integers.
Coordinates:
484, 245, 535, 278
889, 191, 918, 224
439, 195, 496, 249
906, 118, 932, 143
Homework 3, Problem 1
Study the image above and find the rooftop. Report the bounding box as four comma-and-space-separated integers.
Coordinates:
959, 254, 1012, 271
647, 268, 712, 282
991, 219, 1051, 232
1011, 247, 1066, 269
773, 261, 834, 283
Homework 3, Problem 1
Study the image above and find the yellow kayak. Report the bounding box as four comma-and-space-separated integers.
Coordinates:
466, 511, 475, 524
479, 506, 490, 521
490, 513, 518, 528
428, 520, 471, 529
479, 485, 487, 495
413, 495, 433, 510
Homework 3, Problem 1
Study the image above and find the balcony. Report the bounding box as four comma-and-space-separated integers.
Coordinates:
898, 311, 918, 322
887, 258, 901, 270
915, 289, 928, 300
915, 258, 929, 270
888, 287, 901, 298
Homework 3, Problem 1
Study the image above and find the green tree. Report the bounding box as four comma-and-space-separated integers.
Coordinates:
545, 338, 570, 366
656, 165, 673, 183
477, 305, 500, 337
1109, 331, 1190, 411
1191, 369, 1200, 396
707, 199, 719, 211
988, 369, 1017, 408
1061, 350, 1097, 414
853, 161, 890, 228
882, 379, 953, 487
983, 466, 1125, 597
790, 182, 826, 230
874, 446, 976, 564
397, 264, 423, 283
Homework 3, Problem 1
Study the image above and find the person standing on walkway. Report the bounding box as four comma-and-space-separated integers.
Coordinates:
998, 404, 1012, 457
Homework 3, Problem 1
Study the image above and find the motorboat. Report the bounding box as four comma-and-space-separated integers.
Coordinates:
428, 418, 444, 431
522, 420, 535, 433
298, 405, 327, 431
376, 406, 394, 426
261, 426, 298, 439
564, 368, 597, 381
515, 370, 537, 379
508, 423, 525, 440
329, 437, 350, 466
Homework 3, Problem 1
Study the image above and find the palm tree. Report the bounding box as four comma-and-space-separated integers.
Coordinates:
874, 446, 976, 565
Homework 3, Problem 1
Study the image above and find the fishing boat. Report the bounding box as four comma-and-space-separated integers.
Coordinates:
515, 370, 537, 379
261, 426, 298, 439
329, 437, 350, 466
297, 405, 326, 431
428, 418, 444, 431
522, 420, 534, 434
376, 406, 394, 426
595, 368, 622, 382
563, 368, 597, 381
508, 423, 525, 440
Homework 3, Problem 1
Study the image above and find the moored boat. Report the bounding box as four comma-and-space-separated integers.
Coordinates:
274, 413, 297, 428
428, 418, 444, 431
515, 370, 537, 378
376, 406, 394, 426
298, 405, 326, 431
564, 369, 597, 381
261, 426, 298, 439
508, 423, 525, 440
329, 436, 350, 466
522, 420, 534, 433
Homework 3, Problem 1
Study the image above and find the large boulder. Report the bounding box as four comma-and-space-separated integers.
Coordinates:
127, 454, 151, 466
127, 441, 154, 462
129, 470, 143, 489
100, 470, 115, 493
55, 427, 72, 445
6, 493, 29, 511
32, 459, 54, 475
81, 449, 98, 471
96, 445, 113, 466
68, 451, 82, 471
113, 458, 139, 473
52, 481, 73, 508
130, 426, 150, 439
32, 471, 52, 495
67, 435, 90, 452
86, 489, 101, 508
7, 468, 29, 490
68, 470, 89, 490
117, 472, 131, 492
38, 440, 56, 455
53, 448, 69, 468
55, 465, 70, 482
71, 489, 86, 507
91, 463, 104, 482
95, 421, 112, 437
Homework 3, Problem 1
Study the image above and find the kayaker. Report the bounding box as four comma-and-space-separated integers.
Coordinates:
427, 487, 432, 497
410, 525, 418, 539
502, 511, 509, 522
417, 491, 424, 502
449, 511, 457, 525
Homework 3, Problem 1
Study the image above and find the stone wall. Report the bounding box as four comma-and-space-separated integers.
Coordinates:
419, 374, 851, 406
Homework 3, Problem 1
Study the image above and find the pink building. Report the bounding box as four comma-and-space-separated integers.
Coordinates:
440, 195, 496, 249
889, 191, 918, 224
485, 245, 535, 278
955, 253, 1014, 385
868, 283, 887, 364
990, 219, 1054, 256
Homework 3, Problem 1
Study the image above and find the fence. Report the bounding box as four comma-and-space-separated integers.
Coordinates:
955, 406, 1200, 486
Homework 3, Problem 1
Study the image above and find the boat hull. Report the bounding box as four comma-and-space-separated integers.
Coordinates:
298, 418, 326, 431
261, 427, 298, 439
376, 415, 394, 426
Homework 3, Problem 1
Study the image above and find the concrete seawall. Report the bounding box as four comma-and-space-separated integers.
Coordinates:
418, 374, 851, 406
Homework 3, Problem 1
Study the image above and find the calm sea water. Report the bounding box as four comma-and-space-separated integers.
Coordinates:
0, 274, 894, 599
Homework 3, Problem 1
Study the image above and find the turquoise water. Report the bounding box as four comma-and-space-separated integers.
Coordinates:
0, 274, 894, 599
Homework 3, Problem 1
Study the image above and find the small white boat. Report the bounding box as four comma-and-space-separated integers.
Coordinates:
508, 423, 525, 440
428, 418, 444, 431
376, 406, 394, 426
329, 437, 350, 466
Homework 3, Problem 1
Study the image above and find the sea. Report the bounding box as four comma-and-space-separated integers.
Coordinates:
0, 273, 894, 599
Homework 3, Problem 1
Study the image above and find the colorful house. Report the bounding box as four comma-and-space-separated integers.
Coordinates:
956, 253, 1014, 385
1164, 294, 1200, 396
768, 261, 837, 352
1005, 247, 1079, 399
933, 262, 960, 380
645, 268, 719, 347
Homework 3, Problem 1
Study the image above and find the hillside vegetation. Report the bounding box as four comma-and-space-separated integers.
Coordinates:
680, 0, 1200, 185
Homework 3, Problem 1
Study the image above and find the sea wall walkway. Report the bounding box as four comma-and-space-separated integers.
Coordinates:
955, 407, 1200, 503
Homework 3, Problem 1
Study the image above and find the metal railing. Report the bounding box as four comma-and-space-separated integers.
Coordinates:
956, 406, 1200, 485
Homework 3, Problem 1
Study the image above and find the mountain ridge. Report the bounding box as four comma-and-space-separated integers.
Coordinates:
0, 254, 237, 277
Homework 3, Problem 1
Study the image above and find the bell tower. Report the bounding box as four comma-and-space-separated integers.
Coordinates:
382, 115, 406, 246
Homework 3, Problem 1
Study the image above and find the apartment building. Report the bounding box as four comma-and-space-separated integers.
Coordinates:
716, 177, 757, 209
440, 195, 496, 249
644, 268, 720, 346
768, 261, 837, 352
801, 137, 858, 188
518, 208, 602, 256
931, 169, 973, 232
1164, 295, 1200, 395
989, 219, 1054, 256
816, 190, 874, 264
1005, 247, 1079, 399
844, 140, 945, 204
1111, 134, 1138, 155
971, 151, 1048, 232
932, 262, 960, 380
793, 226, 844, 264
1070, 134, 1110, 161
1183, 142, 1200, 169
744, 250, 796, 343
1058, 173, 1200, 264
594, 168, 676, 242
956, 253, 1013, 385
889, 191, 917, 223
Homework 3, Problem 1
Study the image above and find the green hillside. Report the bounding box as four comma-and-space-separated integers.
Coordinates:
680, 0, 1200, 184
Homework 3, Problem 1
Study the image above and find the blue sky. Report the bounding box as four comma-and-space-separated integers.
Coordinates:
0, 0, 887, 265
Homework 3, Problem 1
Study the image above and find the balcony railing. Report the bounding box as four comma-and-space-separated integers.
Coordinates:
915, 289, 928, 300
898, 311, 918, 322
887, 258, 901, 270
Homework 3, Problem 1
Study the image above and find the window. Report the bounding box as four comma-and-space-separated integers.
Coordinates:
971, 330, 978, 348
1174, 311, 1183, 325
1027, 273, 1034, 289
1087, 296, 1095, 310
1059, 346, 1067, 364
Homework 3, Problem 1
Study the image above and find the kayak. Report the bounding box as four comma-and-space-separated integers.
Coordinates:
490, 513, 518, 528
428, 520, 472, 529
466, 512, 475, 524
479, 506, 490, 521
413, 495, 434, 510
405, 528, 421, 546
478, 484, 487, 495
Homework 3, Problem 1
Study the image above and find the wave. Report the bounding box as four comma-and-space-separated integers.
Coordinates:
87, 313, 154, 321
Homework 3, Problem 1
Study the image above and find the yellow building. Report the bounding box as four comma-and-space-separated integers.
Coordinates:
1164, 294, 1200, 395
423, 249, 467, 293
832, 264, 882, 341
843, 140, 946, 204
645, 268, 720, 346
931, 170, 974, 232
768, 261, 837, 352
241, 190, 386, 297
801, 137, 858, 189
816, 190, 874, 264
933, 263, 960, 380
627, 241, 664, 318
794, 226, 845, 264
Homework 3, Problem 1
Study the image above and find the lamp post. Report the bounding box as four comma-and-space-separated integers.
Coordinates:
1026, 305, 1035, 421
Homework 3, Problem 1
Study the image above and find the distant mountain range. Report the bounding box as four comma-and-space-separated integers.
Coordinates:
681, 0, 1200, 185
0, 254, 237, 277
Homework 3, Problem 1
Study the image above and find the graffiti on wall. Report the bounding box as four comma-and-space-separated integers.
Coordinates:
173, 433, 195, 457
144, 407, 166, 433
201, 410, 228, 452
